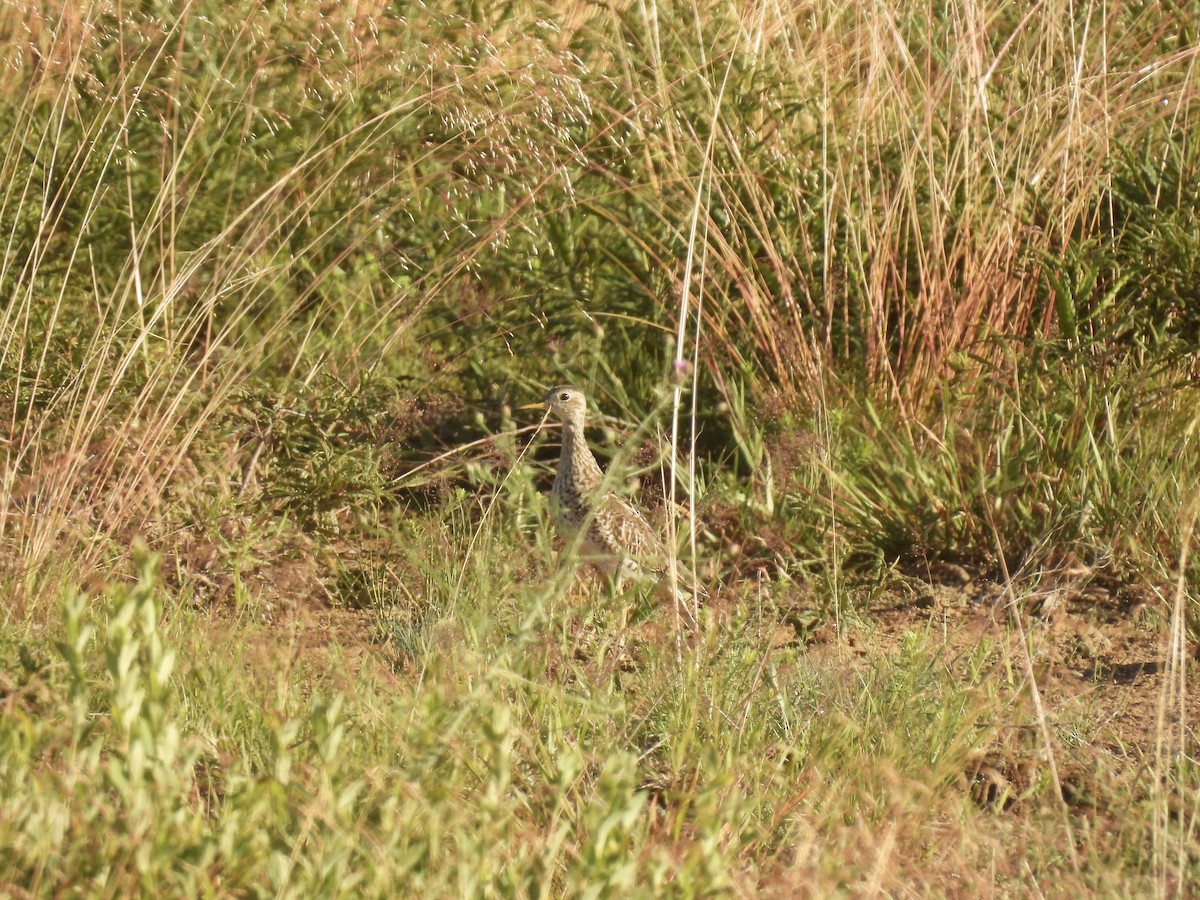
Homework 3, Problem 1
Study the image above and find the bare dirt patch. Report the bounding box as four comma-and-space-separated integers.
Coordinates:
859, 556, 1199, 819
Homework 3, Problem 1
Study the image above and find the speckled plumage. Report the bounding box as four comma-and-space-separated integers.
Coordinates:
532, 385, 703, 602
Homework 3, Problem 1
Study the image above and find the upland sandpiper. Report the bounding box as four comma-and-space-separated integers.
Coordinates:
521, 385, 704, 619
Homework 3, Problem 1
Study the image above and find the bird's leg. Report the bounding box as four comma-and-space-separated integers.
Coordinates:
609, 567, 632, 662
671, 584, 701, 632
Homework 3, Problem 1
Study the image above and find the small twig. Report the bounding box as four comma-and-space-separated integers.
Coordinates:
984, 504, 1081, 875
391, 424, 547, 488
238, 421, 274, 500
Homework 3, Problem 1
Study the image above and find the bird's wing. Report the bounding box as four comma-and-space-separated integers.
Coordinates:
601, 494, 662, 559
613, 495, 708, 595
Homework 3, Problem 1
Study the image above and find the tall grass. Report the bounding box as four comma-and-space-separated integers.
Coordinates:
3, 0, 1198, 587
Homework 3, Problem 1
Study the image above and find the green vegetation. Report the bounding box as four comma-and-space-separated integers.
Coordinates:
1, 0, 1197, 894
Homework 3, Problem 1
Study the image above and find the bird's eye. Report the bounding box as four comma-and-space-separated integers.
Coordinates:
559, 392, 570, 401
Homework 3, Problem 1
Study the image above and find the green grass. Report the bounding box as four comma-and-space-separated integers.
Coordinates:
2, 0, 1199, 894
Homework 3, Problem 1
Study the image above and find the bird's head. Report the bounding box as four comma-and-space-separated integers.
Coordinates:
520, 384, 588, 426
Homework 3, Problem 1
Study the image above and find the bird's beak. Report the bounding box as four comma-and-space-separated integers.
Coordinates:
517, 401, 547, 411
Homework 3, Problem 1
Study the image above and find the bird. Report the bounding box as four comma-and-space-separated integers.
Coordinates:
520, 385, 704, 623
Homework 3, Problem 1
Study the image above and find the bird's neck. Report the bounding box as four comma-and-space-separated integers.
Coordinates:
558, 417, 603, 488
